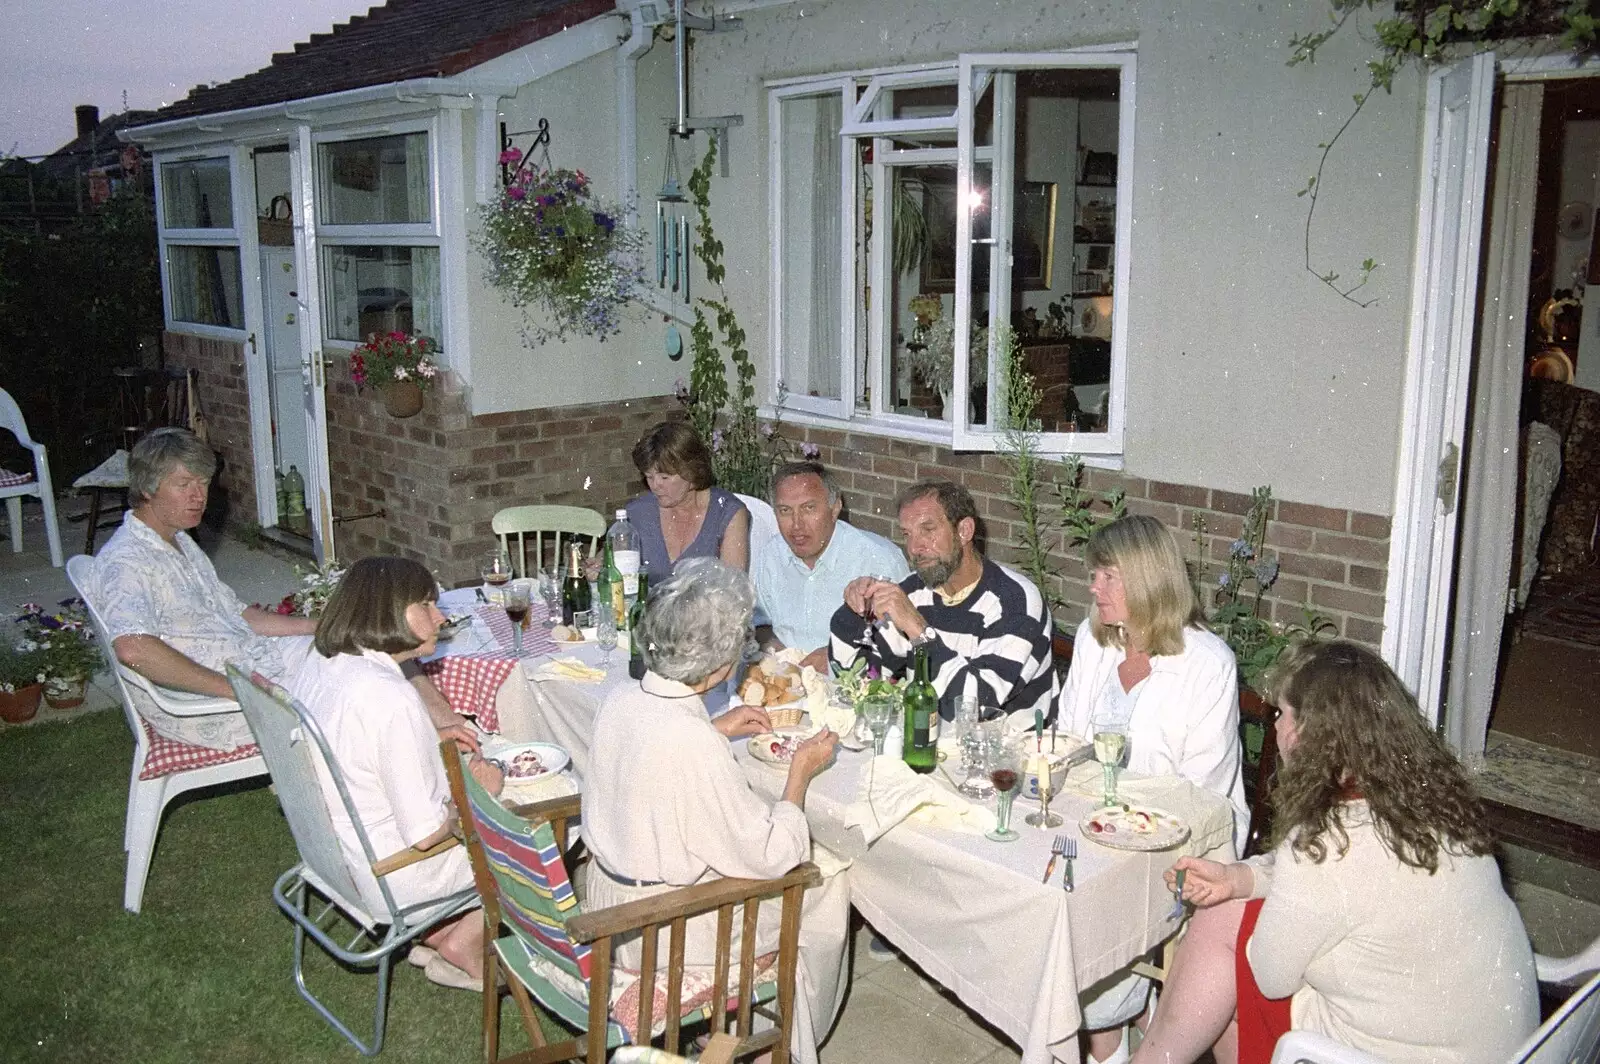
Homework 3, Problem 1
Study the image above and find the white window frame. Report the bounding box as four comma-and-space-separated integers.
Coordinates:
155, 150, 249, 339
766, 47, 1136, 459
311, 117, 443, 349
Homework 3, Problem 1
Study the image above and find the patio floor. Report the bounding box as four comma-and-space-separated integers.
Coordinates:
1, 496, 1597, 1062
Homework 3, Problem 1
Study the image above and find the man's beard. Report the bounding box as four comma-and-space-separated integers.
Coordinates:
914, 545, 961, 589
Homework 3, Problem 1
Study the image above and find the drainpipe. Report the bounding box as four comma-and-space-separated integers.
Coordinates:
616, 4, 653, 228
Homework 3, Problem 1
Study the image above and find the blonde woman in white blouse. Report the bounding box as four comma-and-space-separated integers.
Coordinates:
584, 558, 846, 1064
1055, 514, 1249, 1064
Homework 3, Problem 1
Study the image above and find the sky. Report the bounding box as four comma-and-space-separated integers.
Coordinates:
0, 0, 369, 159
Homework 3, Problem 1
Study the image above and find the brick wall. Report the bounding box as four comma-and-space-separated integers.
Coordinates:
791, 425, 1390, 646
165, 329, 675, 586
164, 332, 257, 523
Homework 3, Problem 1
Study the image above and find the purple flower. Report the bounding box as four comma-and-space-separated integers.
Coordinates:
674, 378, 690, 402
1229, 538, 1251, 560
1254, 560, 1280, 587
498, 148, 523, 165
711, 429, 725, 453
801, 442, 820, 459
506, 186, 526, 201
1217, 572, 1231, 588
866, 664, 880, 680
761, 424, 776, 440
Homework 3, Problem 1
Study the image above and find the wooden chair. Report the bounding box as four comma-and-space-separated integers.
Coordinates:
229, 667, 476, 1056
440, 743, 819, 1064
0, 386, 64, 567
68, 554, 268, 913
492, 504, 607, 578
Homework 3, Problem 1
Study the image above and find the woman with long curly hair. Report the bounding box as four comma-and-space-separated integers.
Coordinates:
1128, 640, 1536, 1064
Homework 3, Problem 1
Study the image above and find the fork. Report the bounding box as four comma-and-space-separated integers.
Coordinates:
1061, 836, 1076, 893
1168, 868, 1187, 921
1043, 834, 1068, 884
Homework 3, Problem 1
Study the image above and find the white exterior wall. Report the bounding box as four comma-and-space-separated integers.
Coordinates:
668, 0, 1426, 514
464, 48, 688, 414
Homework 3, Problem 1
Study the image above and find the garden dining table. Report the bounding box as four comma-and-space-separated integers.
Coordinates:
425, 590, 1235, 1064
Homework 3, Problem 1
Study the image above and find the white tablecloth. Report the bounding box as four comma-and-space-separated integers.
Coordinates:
481, 616, 1235, 1064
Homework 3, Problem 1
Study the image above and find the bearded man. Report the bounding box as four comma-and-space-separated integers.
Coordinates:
828, 479, 1056, 721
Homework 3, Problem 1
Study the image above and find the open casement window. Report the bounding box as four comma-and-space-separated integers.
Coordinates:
769, 50, 1134, 457
157, 154, 247, 332
952, 51, 1134, 456
313, 125, 442, 345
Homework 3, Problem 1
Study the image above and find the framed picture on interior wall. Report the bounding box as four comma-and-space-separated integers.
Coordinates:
922, 178, 1056, 293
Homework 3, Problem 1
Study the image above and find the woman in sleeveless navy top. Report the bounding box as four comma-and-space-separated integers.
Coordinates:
623, 421, 750, 579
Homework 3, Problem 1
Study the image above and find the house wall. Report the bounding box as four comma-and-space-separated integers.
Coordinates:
463, 48, 689, 416
793, 425, 1390, 647
675, 0, 1425, 516
167, 327, 672, 583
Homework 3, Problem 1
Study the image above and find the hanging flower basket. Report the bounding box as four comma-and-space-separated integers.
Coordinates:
475, 158, 645, 344
381, 380, 425, 418
0, 683, 42, 723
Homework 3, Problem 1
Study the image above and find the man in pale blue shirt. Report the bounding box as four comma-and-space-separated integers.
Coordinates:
754, 461, 908, 672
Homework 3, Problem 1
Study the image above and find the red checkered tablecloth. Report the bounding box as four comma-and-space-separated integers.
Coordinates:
420, 653, 518, 732
138, 718, 262, 780
0, 469, 35, 488
475, 605, 558, 658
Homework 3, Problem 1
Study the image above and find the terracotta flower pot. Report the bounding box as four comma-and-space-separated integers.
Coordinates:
45, 675, 88, 710
0, 683, 43, 724
381, 380, 425, 418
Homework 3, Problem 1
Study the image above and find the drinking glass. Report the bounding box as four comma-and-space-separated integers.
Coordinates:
985, 747, 1022, 842
1094, 724, 1130, 808
480, 547, 513, 601
957, 707, 997, 799
859, 695, 898, 755
537, 567, 562, 623
503, 584, 530, 656
596, 602, 618, 670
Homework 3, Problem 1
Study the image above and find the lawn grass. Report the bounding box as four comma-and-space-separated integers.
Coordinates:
0, 708, 549, 1063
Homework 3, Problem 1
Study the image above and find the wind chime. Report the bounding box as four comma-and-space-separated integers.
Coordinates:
656, 131, 690, 359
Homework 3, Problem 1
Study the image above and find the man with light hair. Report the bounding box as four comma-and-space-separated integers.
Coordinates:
829, 479, 1056, 720
94, 427, 475, 752
754, 461, 907, 672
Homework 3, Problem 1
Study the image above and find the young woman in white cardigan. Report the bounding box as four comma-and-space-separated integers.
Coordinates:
1130, 640, 1536, 1064
1054, 514, 1249, 1064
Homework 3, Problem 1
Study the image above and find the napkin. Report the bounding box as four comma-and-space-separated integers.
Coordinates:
499, 770, 580, 808
812, 698, 856, 738
765, 647, 833, 719
842, 755, 995, 843
530, 657, 606, 683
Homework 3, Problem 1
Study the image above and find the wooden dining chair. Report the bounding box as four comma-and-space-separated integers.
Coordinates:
441, 743, 819, 1064
491, 504, 607, 577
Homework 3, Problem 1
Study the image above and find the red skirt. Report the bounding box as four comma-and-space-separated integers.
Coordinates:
1236, 898, 1294, 1064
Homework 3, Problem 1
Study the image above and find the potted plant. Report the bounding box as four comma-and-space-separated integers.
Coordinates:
475, 158, 645, 344
349, 331, 440, 418
0, 637, 47, 723
17, 600, 102, 709
904, 303, 988, 418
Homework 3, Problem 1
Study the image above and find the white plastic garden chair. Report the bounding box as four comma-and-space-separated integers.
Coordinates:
66, 554, 266, 913
734, 492, 780, 574
1269, 933, 1600, 1064
0, 386, 64, 567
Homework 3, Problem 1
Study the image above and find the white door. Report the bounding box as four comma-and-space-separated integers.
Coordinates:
289, 127, 337, 565
258, 247, 310, 498
1382, 53, 1496, 726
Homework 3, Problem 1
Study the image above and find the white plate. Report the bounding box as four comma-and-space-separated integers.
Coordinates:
484, 740, 570, 780
1080, 805, 1191, 852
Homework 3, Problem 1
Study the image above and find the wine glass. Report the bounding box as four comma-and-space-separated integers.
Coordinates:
595, 602, 618, 670
480, 546, 513, 601
503, 583, 530, 656
1094, 722, 1130, 809
537, 567, 562, 624
985, 747, 1022, 842
859, 695, 898, 755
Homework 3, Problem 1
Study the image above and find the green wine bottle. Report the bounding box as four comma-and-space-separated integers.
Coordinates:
627, 574, 651, 680
902, 643, 939, 774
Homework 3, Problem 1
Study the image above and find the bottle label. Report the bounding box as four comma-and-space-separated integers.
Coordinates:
615, 550, 641, 595
927, 708, 940, 744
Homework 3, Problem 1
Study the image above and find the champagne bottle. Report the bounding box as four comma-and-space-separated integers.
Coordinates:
627, 574, 651, 680
561, 543, 591, 626
902, 643, 939, 774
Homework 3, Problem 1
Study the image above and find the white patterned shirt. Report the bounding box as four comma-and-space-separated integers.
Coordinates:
94, 511, 305, 750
